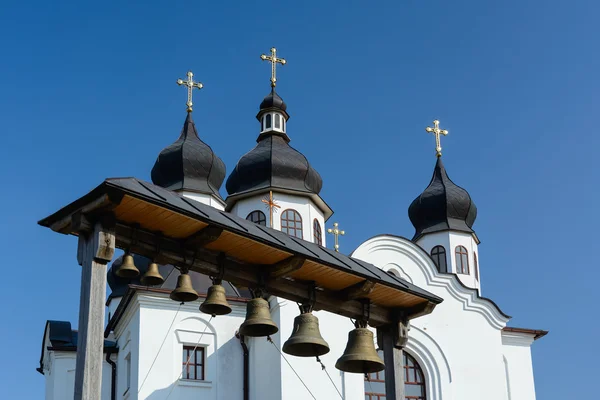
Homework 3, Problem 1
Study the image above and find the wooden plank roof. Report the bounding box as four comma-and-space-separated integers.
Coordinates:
39, 178, 443, 324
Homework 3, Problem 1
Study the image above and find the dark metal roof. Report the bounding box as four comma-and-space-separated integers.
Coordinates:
408, 157, 477, 241
151, 112, 226, 197
259, 88, 287, 113
107, 254, 250, 300
37, 320, 117, 374
38, 177, 443, 306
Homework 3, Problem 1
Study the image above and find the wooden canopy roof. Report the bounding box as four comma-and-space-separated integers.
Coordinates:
39, 178, 442, 326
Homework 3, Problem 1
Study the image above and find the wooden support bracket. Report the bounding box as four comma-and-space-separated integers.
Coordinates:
267, 255, 305, 278
340, 280, 376, 300
184, 225, 223, 248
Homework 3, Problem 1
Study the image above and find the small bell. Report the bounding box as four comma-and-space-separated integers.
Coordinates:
200, 283, 232, 316
170, 271, 198, 303
116, 253, 139, 279
283, 308, 330, 357
239, 297, 278, 337
141, 262, 164, 286
335, 322, 385, 373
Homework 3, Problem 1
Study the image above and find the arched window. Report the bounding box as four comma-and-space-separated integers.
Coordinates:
365, 352, 427, 400
275, 114, 281, 129
474, 252, 479, 281
265, 114, 272, 129
455, 246, 469, 274
246, 210, 266, 226
282, 118, 285, 132
430, 246, 447, 273
261, 117, 264, 132
313, 219, 322, 245
281, 209, 303, 239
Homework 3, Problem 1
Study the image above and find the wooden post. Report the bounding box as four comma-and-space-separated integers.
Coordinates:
74, 216, 115, 400
377, 318, 409, 400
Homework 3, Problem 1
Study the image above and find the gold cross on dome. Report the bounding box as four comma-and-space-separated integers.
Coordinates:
176, 70, 204, 112
261, 191, 281, 228
327, 222, 345, 252
425, 119, 449, 157
260, 47, 286, 87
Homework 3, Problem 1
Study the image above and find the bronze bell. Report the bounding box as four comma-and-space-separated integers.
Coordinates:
116, 253, 139, 279
170, 272, 198, 303
200, 283, 232, 316
140, 262, 164, 286
239, 297, 278, 337
335, 326, 385, 373
283, 310, 330, 357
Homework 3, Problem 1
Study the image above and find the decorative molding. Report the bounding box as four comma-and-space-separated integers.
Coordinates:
353, 236, 509, 329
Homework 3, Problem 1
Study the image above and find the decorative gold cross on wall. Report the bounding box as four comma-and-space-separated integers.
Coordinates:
177, 71, 204, 112
261, 191, 281, 228
425, 120, 449, 157
327, 222, 345, 252
260, 47, 286, 87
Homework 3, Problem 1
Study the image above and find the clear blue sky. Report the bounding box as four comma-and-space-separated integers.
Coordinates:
1, 1, 597, 398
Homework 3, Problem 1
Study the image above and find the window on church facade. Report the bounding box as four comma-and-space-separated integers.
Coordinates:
430, 246, 447, 273
265, 114, 272, 129
246, 210, 267, 226
281, 209, 303, 239
182, 346, 205, 381
275, 114, 281, 129
474, 252, 479, 280
455, 246, 469, 274
364, 352, 427, 400
313, 219, 322, 245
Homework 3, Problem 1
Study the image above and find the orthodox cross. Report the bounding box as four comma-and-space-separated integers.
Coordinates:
177, 70, 204, 112
260, 47, 286, 87
425, 119, 449, 157
261, 191, 281, 228
327, 222, 345, 252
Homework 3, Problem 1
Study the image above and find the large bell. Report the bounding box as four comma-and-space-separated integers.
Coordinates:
140, 262, 164, 286
283, 311, 330, 357
239, 297, 278, 337
116, 253, 139, 279
335, 327, 385, 373
200, 284, 232, 316
169, 272, 198, 303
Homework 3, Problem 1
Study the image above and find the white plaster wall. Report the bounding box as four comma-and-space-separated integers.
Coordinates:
352, 235, 515, 400
44, 352, 113, 400
181, 191, 226, 211
417, 231, 481, 293
229, 192, 326, 247
502, 332, 537, 400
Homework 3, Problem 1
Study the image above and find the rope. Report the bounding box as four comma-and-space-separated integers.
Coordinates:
267, 336, 317, 400
316, 356, 343, 399
164, 315, 214, 400
138, 303, 182, 393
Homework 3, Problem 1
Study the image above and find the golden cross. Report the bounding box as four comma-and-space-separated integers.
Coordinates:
176, 70, 203, 112
261, 191, 281, 228
260, 47, 286, 87
327, 222, 345, 252
425, 120, 449, 157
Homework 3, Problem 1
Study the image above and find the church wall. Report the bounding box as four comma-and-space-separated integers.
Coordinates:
353, 236, 512, 400
132, 293, 246, 400
502, 332, 537, 400
181, 191, 226, 211
229, 192, 326, 246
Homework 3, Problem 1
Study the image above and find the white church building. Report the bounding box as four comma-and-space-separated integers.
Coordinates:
37, 54, 546, 400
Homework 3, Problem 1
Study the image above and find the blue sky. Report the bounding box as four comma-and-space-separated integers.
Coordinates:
0, 0, 597, 398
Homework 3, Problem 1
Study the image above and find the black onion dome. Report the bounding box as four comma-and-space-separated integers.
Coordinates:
107, 254, 250, 300
151, 112, 225, 198
408, 157, 477, 240
259, 87, 287, 113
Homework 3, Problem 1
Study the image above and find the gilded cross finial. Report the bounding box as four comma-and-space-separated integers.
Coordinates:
261, 191, 281, 228
425, 119, 449, 157
260, 47, 286, 87
327, 222, 345, 252
176, 70, 203, 112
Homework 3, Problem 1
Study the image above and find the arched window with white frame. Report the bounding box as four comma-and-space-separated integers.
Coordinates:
430, 246, 447, 273
281, 209, 303, 239
364, 351, 427, 399
455, 245, 469, 274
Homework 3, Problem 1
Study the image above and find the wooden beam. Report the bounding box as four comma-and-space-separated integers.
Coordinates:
377, 321, 409, 400
268, 255, 305, 278
114, 223, 395, 326
184, 225, 223, 248
74, 217, 115, 400
340, 280, 376, 300
50, 193, 121, 234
